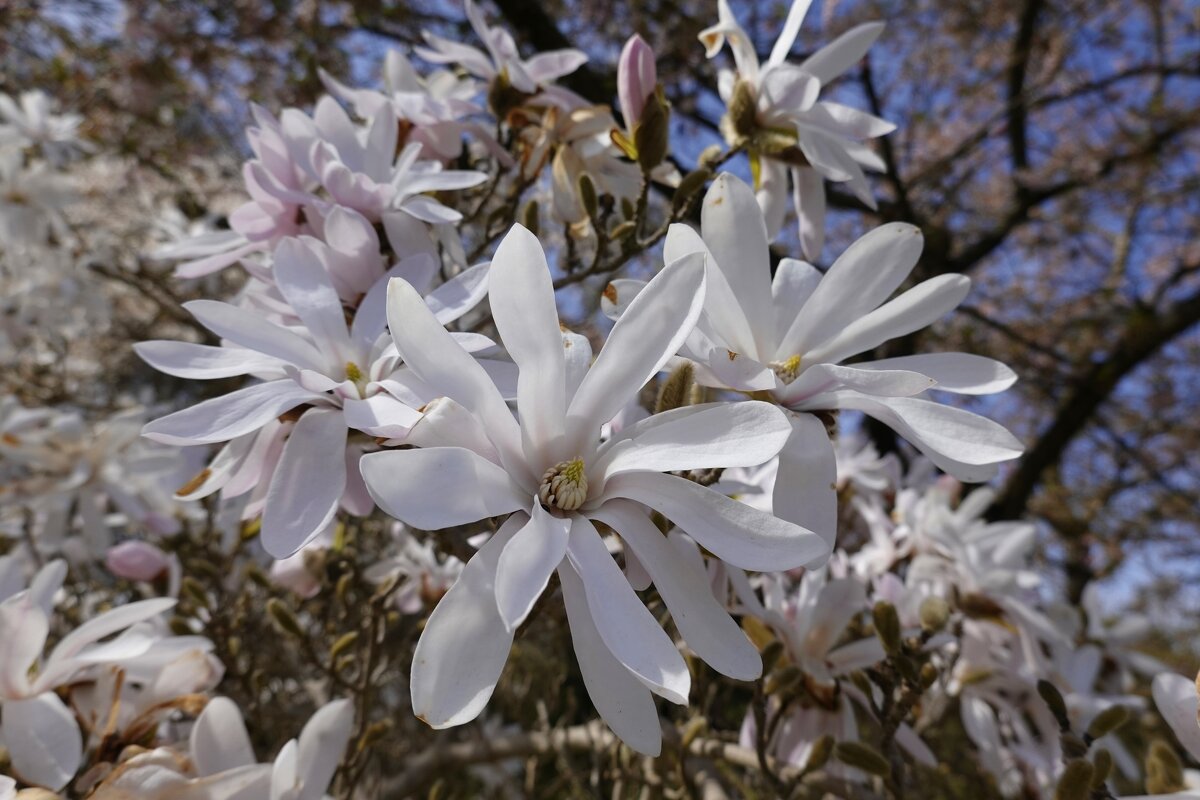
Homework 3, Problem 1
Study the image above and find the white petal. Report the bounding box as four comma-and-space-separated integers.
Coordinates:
827, 393, 1022, 476
134, 341, 286, 380
802, 274, 972, 365
767, 0, 816, 66
296, 698, 355, 796
700, 174, 776, 356
410, 514, 522, 727
558, 560, 662, 756
565, 515, 690, 704
489, 225, 567, 463
603, 471, 830, 571
1, 694, 81, 791
778, 222, 923, 359
342, 394, 422, 438
425, 262, 490, 325
793, 166, 826, 261
1154, 673, 1200, 762
663, 224, 758, 356
191, 697, 256, 776
0, 598, 47, 697
273, 239, 354, 367
771, 258, 821, 349
566, 253, 706, 453
401, 195, 463, 224
780, 363, 936, 404
596, 401, 790, 478
386, 278, 525, 479
184, 300, 326, 372
360, 447, 526, 530
773, 413, 838, 553
141, 380, 320, 446
856, 353, 1017, 395
594, 501, 760, 681
494, 499, 571, 631
262, 408, 348, 558
798, 21, 886, 84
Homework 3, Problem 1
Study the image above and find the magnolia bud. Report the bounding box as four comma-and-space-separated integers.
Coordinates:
805, 735, 835, 772
873, 600, 902, 656
1054, 759, 1094, 800
1037, 679, 1070, 730
618, 34, 657, 129
919, 596, 950, 633
1085, 705, 1128, 741
835, 741, 890, 777
105, 540, 170, 582
728, 80, 759, 139
634, 87, 670, 171
1090, 749, 1113, 789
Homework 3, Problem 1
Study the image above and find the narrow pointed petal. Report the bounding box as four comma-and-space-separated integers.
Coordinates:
184, 300, 326, 373
768, 0, 816, 66
566, 516, 690, 704
494, 500, 571, 631
594, 502, 760, 681
803, 274, 971, 365
559, 561, 662, 756
663, 223, 758, 356
604, 471, 830, 571
798, 21, 886, 84
273, 239, 354, 366
771, 258, 822, 349
793, 166, 826, 261
773, 413, 838, 553
141, 380, 320, 446
855, 353, 1017, 395
778, 222, 923, 359
410, 515, 522, 728
567, 253, 706, 450
489, 224, 566, 461
360, 447, 526, 530
596, 401, 790, 478
134, 341, 287, 380
700, 174, 776, 356
425, 262, 490, 325
262, 408, 347, 558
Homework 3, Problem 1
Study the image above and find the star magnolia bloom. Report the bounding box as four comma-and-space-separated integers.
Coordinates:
605, 173, 1022, 551
361, 224, 829, 755
417, 0, 589, 105
0, 559, 176, 790
700, 0, 894, 257
139, 237, 497, 557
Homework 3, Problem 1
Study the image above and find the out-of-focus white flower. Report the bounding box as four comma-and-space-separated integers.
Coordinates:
362, 224, 829, 755
700, 0, 894, 256
0, 90, 89, 163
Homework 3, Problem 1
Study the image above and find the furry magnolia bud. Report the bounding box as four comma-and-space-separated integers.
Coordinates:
727, 79, 758, 139
634, 86, 670, 171
835, 741, 890, 777
919, 596, 950, 633
1054, 760, 1094, 800
1085, 705, 1128, 741
873, 600, 902, 656
1037, 679, 1070, 730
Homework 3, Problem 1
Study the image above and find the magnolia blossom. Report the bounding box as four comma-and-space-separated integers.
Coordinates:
0, 90, 88, 163
139, 238, 496, 557
417, 0, 588, 108
700, 0, 894, 256
91, 696, 354, 799
618, 35, 657, 128
319, 50, 503, 164
361, 224, 829, 755
0, 559, 176, 789
605, 173, 1022, 551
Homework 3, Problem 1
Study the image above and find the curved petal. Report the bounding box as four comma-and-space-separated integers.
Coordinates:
1153, 673, 1200, 762
767, 0, 816, 66
793, 166, 826, 261
603, 471, 830, 571
700, 174, 776, 356
386, 278, 525, 479
410, 514, 522, 728
777, 222, 923, 359
273, 239, 354, 367
855, 353, 1017, 395
184, 300, 326, 373
771, 258, 822, 349
134, 341, 287, 380
191, 697, 255, 776
262, 408, 348, 558
594, 501, 760, 681
559, 560, 662, 756
773, 413, 838, 553
2, 693, 81, 791
360, 447, 526, 530
566, 516, 690, 704
798, 21, 886, 84
489, 225, 567, 463
494, 499, 571, 631
566, 253, 706, 453
802, 274, 972, 366
141, 380, 320, 446
425, 262, 490, 325
296, 698, 355, 797
595, 401, 790, 479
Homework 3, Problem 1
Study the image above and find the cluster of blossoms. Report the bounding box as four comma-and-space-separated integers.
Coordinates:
1, 0, 1196, 797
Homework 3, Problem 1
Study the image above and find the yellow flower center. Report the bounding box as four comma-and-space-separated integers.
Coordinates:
769, 355, 803, 385
539, 458, 588, 511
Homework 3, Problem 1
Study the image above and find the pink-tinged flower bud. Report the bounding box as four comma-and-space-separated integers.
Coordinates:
618, 34, 657, 129
105, 540, 170, 582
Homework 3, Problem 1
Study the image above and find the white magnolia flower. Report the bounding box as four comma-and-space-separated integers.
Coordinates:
320, 50, 505, 164
139, 238, 496, 557
91, 696, 354, 800
700, 0, 895, 256
605, 173, 1022, 551
0, 90, 88, 163
361, 224, 829, 755
0, 559, 175, 790
417, 0, 588, 105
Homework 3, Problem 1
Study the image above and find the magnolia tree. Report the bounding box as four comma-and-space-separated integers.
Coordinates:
0, 1, 1198, 798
